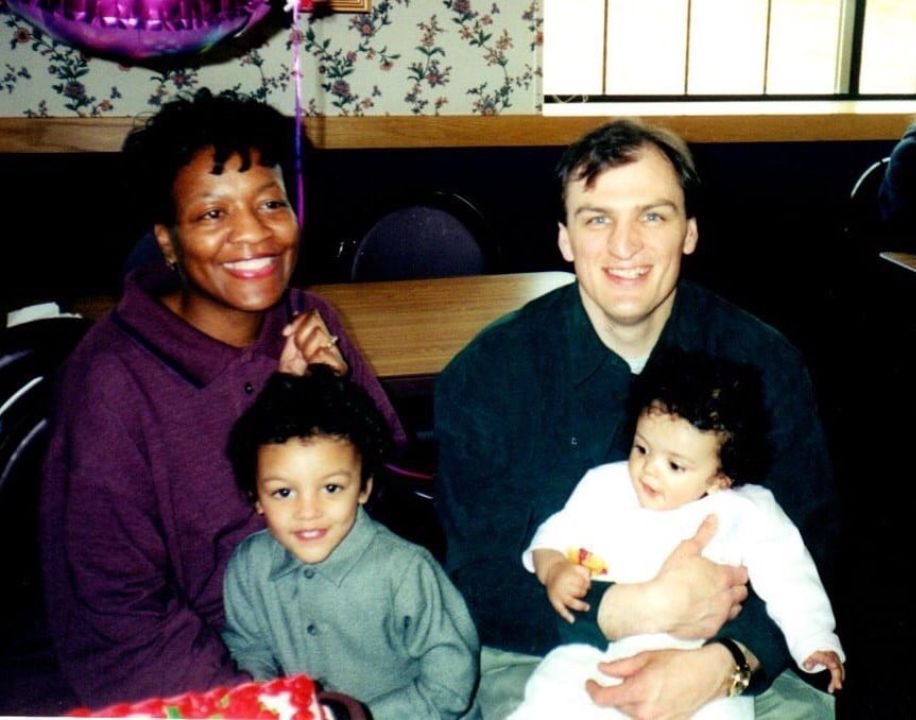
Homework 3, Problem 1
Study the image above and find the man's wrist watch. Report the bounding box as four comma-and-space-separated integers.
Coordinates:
704, 637, 752, 697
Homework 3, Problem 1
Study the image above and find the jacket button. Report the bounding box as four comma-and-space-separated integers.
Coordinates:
244, 382, 254, 394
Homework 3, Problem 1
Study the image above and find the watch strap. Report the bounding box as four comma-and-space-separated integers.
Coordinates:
704, 637, 752, 697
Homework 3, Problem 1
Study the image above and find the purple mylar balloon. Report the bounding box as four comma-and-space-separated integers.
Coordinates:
7, 0, 271, 59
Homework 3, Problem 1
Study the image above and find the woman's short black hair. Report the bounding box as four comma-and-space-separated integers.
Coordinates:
626, 350, 771, 486
122, 88, 295, 228
228, 367, 392, 500
555, 118, 701, 223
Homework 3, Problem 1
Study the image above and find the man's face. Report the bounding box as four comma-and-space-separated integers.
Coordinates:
558, 145, 698, 344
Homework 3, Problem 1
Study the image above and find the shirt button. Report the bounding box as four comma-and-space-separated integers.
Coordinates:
244, 382, 254, 394
304, 569, 315, 579
307, 624, 318, 636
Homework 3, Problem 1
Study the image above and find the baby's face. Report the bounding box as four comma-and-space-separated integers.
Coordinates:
255, 436, 371, 565
628, 410, 729, 510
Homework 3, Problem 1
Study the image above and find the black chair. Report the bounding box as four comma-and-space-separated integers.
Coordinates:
347, 192, 493, 547
318, 690, 371, 720
350, 192, 496, 282
365, 459, 443, 562
844, 156, 891, 250
121, 229, 165, 279
0, 314, 91, 714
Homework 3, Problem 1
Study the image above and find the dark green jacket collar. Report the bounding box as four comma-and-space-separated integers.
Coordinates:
561, 283, 630, 387
563, 280, 708, 386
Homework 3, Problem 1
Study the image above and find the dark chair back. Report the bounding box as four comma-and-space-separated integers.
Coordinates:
121, 229, 165, 279
351, 192, 496, 282
844, 157, 891, 249
0, 314, 90, 714
318, 691, 370, 720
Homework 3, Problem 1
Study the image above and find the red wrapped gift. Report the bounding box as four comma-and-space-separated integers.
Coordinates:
68, 675, 325, 720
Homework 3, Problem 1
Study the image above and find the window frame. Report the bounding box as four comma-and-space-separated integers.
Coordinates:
543, 0, 916, 108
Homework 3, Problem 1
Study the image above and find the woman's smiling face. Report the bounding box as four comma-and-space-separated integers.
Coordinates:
155, 147, 298, 342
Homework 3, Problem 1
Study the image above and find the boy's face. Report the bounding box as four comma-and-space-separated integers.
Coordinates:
628, 409, 730, 510
255, 436, 371, 565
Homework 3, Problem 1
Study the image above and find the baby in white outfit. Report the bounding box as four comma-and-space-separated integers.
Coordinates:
511, 351, 844, 720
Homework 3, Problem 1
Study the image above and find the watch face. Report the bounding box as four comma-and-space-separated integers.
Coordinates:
730, 669, 752, 697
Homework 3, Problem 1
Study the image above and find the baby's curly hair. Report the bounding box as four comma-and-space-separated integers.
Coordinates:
122, 88, 295, 228
626, 350, 772, 486
228, 366, 392, 501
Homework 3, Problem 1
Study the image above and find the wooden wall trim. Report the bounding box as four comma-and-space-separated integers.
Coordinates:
0, 112, 910, 153
1, 117, 136, 153
301, 112, 913, 148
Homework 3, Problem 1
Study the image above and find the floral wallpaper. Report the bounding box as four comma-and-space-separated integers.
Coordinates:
0, 0, 542, 117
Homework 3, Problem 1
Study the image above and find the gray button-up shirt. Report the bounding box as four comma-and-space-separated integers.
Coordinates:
223, 508, 480, 719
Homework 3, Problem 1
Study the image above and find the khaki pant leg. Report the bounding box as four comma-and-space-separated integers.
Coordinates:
754, 669, 835, 719
478, 646, 542, 720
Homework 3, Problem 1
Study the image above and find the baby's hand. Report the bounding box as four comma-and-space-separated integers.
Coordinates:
545, 560, 592, 624
803, 650, 845, 693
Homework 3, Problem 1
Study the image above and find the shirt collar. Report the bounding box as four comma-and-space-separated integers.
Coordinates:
562, 283, 632, 386
268, 507, 377, 587
112, 264, 290, 388
648, 279, 703, 360
565, 279, 705, 384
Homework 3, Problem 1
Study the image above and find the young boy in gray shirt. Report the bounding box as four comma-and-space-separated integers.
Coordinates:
223, 368, 480, 720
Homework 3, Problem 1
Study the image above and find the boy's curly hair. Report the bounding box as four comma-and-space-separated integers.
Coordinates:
228, 366, 392, 500
626, 350, 772, 486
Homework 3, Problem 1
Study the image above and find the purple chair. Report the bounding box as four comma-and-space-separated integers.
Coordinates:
350, 192, 495, 282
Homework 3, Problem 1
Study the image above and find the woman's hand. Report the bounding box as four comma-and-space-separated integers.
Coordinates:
279, 309, 348, 376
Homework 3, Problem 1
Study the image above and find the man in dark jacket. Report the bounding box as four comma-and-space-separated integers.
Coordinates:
436, 119, 838, 719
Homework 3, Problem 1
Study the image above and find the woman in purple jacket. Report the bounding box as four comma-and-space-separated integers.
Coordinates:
40, 90, 404, 708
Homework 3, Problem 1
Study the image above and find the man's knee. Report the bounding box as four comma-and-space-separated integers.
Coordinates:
478, 646, 542, 720
754, 669, 835, 720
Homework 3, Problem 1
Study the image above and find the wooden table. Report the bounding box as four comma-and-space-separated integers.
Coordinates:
73, 272, 576, 378
312, 272, 575, 377
879, 251, 916, 273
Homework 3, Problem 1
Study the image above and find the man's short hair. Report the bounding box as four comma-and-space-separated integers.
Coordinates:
626, 349, 771, 486
228, 367, 393, 500
555, 118, 700, 223
122, 88, 295, 228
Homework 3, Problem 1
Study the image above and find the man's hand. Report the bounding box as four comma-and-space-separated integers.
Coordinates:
803, 650, 845, 693
585, 644, 733, 720
653, 515, 749, 639
279, 309, 348, 376
598, 515, 748, 641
